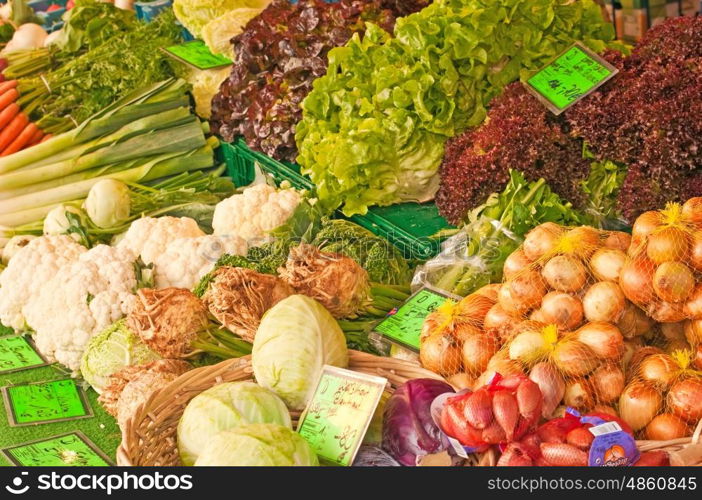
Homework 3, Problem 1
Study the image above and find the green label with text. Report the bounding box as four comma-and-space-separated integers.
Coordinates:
5, 379, 90, 425
163, 40, 232, 70
374, 288, 453, 350
297, 367, 386, 466
0, 336, 45, 373
2, 432, 111, 466
527, 44, 616, 112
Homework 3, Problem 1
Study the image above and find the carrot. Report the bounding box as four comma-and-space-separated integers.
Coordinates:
0, 113, 29, 151
1, 122, 37, 156
0, 88, 18, 111
0, 102, 19, 130
27, 127, 44, 147
40, 133, 53, 143
0, 80, 18, 95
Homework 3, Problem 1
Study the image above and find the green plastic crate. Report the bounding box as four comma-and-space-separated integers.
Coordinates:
219, 139, 452, 259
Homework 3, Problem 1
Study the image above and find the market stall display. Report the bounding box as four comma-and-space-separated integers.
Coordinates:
0, 0, 700, 469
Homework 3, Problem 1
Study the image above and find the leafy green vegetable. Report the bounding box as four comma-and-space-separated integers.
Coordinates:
178, 381, 291, 466
201, 8, 260, 57
54, 0, 137, 54
421, 170, 583, 296
173, 0, 269, 39
580, 155, 627, 228
10, 0, 41, 25
0, 24, 15, 44
296, 0, 622, 216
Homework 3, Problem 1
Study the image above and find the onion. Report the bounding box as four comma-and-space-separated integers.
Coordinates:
499, 270, 546, 314
551, 340, 597, 377
619, 257, 656, 304
603, 232, 632, 252
650, 301, 687, 323
592, 405, 619, 417
475, 284, 501, 303
646, 413, 691, 440
484, 304, 519, 342
617, 302, 653, 338
447, 372, 475, 391
622, 338, 645, 373
563, 226, 601, 258
523, 223, 563, 261
458, 293, 496, 327
540, 292, 583, 330
529, 309, 548, 323
453, 324, 483, 343
694, 345, 702, 370
682, 197, 702, 226
684, 319, 702, 345
542, 255, 588, 293
688, 232, 702, 272
631, 211, 663, 252
590, 247, 626, 282
660, 321, 686, 342
619, 382, 663, 431
563, 378, 594, 410
508, 329, 547, 364
419, 334, 462, 376
667, 378, 702, 422
638, 354, 679, 390
653, 261, 694, 303
529, 362, 565, 418
575, 322, 624, 361
477, 353, 524, 387
665, 338, 691, 354
462, 332, 499, 375
503, 249, 533, 280
684, 284, 702, 319
582, 282, 626, 323
591, 363, 625, 404
627, 346, 664, 381
646, 227, 690, 264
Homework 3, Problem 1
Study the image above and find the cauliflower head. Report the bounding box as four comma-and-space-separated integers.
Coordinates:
0, 235, 86, 330
25, 245, 139, 371
154, 234, 248, 289
212, 184, 300, 246
117, 216, 205, 265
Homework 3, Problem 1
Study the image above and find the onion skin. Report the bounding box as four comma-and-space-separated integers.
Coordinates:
542, 255, 588, 293
566, 427, 594, 450
564, 226, 602, 258
646, 227, 690, 264
619, 382, 662, 431
458, 293, 496, 327
617, 302, 653, 338
653, 261, 695, 303
660, 321, 686, 342
667, 378, 702, 422
563, 378, 594, 410
688, 232, 702, 272
529, 362, 565, 418
464, 389, 493, 430
493, 391, 519, 441
638, 354, 679, 390
650, 301, 687, 323
682, 197, 702, 226
447, 372, 474, 391
475, 284, 501, 303
582, 282, 626, 323
684, 284, 702, 319
604, 232, 632, 252
540, 292, 583, 330
591, 363, 625, 404
645, 413, 690, 440
590, 247, 626, 282
500, 270, 547, 314
497, 443, 534, 466
634, 450, 670, 467
552, 340, 598, 377
503, 250, 533, 281
696, 345, 702, 371
631, 211, 663, 253
592, 405, 618, 417
484, 303, 519, 342
684, 319, 702, 345
420, 334, 462, 376
540, 443, 588, 466
461, 332, 499, 375
575, 322, 625, 361
509, 329, 547, 364
523, 223, 563, 261
516, 379, 543, 423
627, 346, 665, 382
619, 257, 656, 304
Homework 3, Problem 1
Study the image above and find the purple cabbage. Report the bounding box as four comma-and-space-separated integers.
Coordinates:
381, 378, 454, 466
352, 446, 400, 467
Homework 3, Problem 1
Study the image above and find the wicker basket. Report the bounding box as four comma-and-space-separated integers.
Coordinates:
117, 350, 484, 466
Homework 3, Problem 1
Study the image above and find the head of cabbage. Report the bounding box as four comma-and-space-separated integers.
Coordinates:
177, 381, 291, 466
194, 424, 318, 466
252, 295, 348, 410
80, 319, 160, 393
173, 0, 269, 39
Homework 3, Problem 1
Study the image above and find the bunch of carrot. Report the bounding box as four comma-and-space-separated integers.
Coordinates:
0, 79, 50, 157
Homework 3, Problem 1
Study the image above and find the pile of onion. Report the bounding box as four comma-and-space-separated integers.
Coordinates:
419, 285, 500, 380
619, 349, 702, 439
621, 198, 702, 323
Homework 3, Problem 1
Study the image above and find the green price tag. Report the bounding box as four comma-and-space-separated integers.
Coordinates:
162, 40, 232, 70
0, 336, 47, 374
297, 366, 386, 466
373, 288, 455, 351
525, 42, 618, 114
3, 379, 92, 426
2, 432, 113, 466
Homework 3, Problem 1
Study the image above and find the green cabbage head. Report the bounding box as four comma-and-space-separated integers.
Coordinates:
80, 319, 160, 393
194, 424, 319, 466
252, 295, 348, 410
177, 381, 291, 466
173, 0, 269, 39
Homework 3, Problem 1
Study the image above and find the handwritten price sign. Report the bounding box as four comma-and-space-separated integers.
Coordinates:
3, 379, 92, 426
162, 40, 232, 70
2, 432, 112, 466
297, 366, 387, 466
525, 43, 618, 115
0, 336, 47, 374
